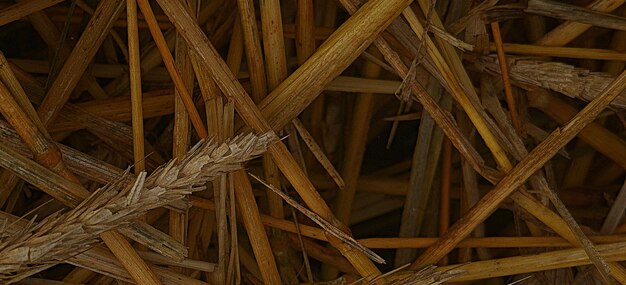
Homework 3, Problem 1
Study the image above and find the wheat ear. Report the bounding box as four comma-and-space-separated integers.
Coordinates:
0, 133, 272, 284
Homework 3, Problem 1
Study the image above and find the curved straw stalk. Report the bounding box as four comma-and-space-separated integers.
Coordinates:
0, 133, 271, 284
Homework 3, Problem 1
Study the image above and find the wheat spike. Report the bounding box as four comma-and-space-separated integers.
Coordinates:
0, 133, 272, 284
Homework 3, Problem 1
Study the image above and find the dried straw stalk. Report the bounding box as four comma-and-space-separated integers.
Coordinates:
487, 43, 626, 61
413, 52, 626, 272
1, 47, 164, 284
369, 266, 463, 285
535, 0, 624, 46
526, 91, 626, 170
490, 22, 522, 134
136, 0, 207, 138
439, 241, 626, 282
0, 133, 271, 284
0, 0, 64, 27
405, 13, 608, 276
527, 0, 626, 32
170, 0, 197, 273
236, 0, 294, 281
155, 0, 412, 281
477, 56, 626, 188
19, 0, 109, 100
66, 245, 210, 285
315, 265, 463, 285
36, 0, 124, 126
477, 55, 626, 282
332, 46, 381, 227
317, 5, 558, 276
127, 0, 145, 174
250, 173, 384, 264
253, 0, 412, 132
375, 4, 624, 281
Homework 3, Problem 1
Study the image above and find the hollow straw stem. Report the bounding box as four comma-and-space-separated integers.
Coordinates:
135, 0, 207, 139
396, 4, 617, 278
0, 0, 64, 26
535, 0, 625, 46
411, 59, 626, 269
490, 22, 523, 135
439, 242, 626, 282
257, 0, 299, 280
207, 1, 283, 282
233, 171, 282, 284
36, 0, 124, 127
438, 138, 452, 266
527, 91, 626, 170
127, 0, 145, 174
488, 43, 626, 61
154, 0, 414, 280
